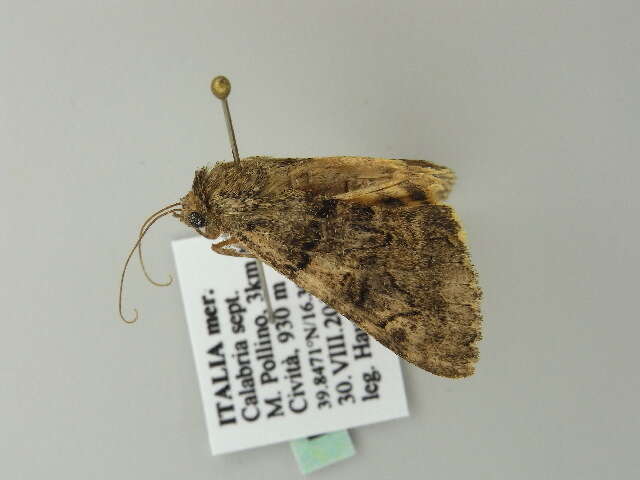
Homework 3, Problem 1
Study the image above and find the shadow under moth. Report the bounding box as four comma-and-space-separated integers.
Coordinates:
120, 77, 482, 379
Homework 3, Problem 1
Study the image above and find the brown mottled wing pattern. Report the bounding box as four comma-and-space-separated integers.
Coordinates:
215, 157, 482, 378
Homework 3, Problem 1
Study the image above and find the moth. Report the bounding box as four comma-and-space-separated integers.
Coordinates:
120, 77, 482, 379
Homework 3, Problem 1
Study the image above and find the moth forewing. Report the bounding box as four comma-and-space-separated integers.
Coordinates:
181, 156, 482, 378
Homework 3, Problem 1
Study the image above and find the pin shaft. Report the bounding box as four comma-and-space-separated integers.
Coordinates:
221, 98, 240, 164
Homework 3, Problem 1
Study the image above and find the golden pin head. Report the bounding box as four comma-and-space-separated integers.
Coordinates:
211, 76, 231, 100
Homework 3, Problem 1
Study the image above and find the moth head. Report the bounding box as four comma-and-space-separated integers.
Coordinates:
177, 190, 217, 236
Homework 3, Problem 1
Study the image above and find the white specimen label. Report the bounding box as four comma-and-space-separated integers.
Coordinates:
172, 236, 409, 455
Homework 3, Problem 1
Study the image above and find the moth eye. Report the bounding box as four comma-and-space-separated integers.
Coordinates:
188, 211, 207, 228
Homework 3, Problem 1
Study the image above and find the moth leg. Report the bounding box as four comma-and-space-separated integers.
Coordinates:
211, 247, 254, 258
210, 238, 255, 258
211, 238, 240, 249
198, 228, 220, 240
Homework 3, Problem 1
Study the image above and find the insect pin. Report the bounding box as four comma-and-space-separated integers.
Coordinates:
119, 76, 483, 378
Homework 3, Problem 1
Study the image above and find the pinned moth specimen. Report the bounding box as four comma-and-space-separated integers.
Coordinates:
120, 76, 482, 378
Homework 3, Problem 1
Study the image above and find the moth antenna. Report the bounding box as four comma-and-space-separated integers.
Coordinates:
119, 208, 182, 324
211, 75, 275, 323
137, 203, 181, 286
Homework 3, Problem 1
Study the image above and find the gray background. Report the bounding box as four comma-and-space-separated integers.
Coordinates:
1, 1, 638, 479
